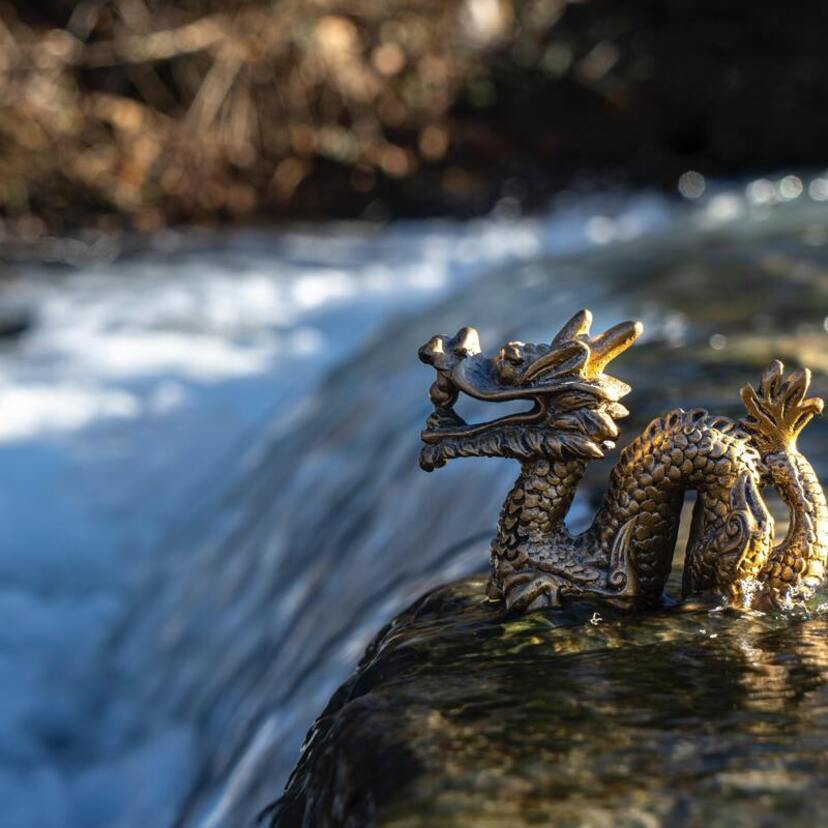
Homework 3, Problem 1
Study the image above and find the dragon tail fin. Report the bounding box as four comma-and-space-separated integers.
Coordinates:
740, 360, 824, 453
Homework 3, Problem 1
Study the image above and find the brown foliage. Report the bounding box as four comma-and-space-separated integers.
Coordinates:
0, 0, 543, 236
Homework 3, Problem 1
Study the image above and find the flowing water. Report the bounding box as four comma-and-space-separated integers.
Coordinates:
2, 177, 828, 826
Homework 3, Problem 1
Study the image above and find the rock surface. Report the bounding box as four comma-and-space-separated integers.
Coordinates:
269, 575, 828, 827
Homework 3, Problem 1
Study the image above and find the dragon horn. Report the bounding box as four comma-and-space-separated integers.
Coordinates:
586, 320, 644, 377
552, 309, 593, 343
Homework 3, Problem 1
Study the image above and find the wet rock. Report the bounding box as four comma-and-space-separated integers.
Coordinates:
268, 575, 828, 827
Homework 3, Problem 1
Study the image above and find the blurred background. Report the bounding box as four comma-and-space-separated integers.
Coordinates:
2, 1, 828, 826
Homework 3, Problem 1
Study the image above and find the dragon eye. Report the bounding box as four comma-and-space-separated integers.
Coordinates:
496, 342, 525, 384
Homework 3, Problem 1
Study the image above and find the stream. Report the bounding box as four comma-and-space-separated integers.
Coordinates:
2, 176, 828, 826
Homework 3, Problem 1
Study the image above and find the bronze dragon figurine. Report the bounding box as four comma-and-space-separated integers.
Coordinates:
418, 310, 828, 613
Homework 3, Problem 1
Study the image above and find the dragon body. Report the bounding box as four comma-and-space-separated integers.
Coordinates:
419, 310, 828, 612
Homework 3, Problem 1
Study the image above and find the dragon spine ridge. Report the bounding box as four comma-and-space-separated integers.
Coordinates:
418, 309, 828, 612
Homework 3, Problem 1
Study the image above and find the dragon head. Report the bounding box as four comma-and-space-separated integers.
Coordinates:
418, 309, 643, 470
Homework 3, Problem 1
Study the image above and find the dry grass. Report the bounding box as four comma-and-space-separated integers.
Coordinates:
0, 0, 566, 237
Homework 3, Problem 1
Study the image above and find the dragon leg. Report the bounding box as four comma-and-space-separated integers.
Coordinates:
683, 471, 774, 606
500, 567, 565, 612
499, 518, 640, 612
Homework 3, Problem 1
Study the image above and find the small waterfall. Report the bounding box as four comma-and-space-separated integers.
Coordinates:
4, 182, 828, 827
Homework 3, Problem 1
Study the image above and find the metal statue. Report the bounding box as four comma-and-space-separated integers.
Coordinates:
419, 310, 828, 612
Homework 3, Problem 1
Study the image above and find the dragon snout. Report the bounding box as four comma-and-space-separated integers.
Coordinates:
418, 326, 481, 372
419, 326, 481, 410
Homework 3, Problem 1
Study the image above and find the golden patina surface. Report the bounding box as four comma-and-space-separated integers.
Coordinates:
419, 310, 828, 612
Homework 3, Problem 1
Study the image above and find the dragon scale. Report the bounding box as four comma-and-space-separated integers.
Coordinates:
418, 310, 828, 612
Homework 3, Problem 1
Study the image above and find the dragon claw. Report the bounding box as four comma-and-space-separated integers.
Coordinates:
503, 572, 563, 612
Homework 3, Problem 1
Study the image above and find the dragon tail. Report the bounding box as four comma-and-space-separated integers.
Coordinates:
741, 361, 828, 607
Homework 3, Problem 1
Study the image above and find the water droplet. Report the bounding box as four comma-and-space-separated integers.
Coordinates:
746, 178, 775, 204
779, 175, 803, 200
678, 170, 705, 199
809, 177, 828, 201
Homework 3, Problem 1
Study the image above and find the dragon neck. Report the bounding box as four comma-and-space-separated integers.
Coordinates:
493, 457, 586, 561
